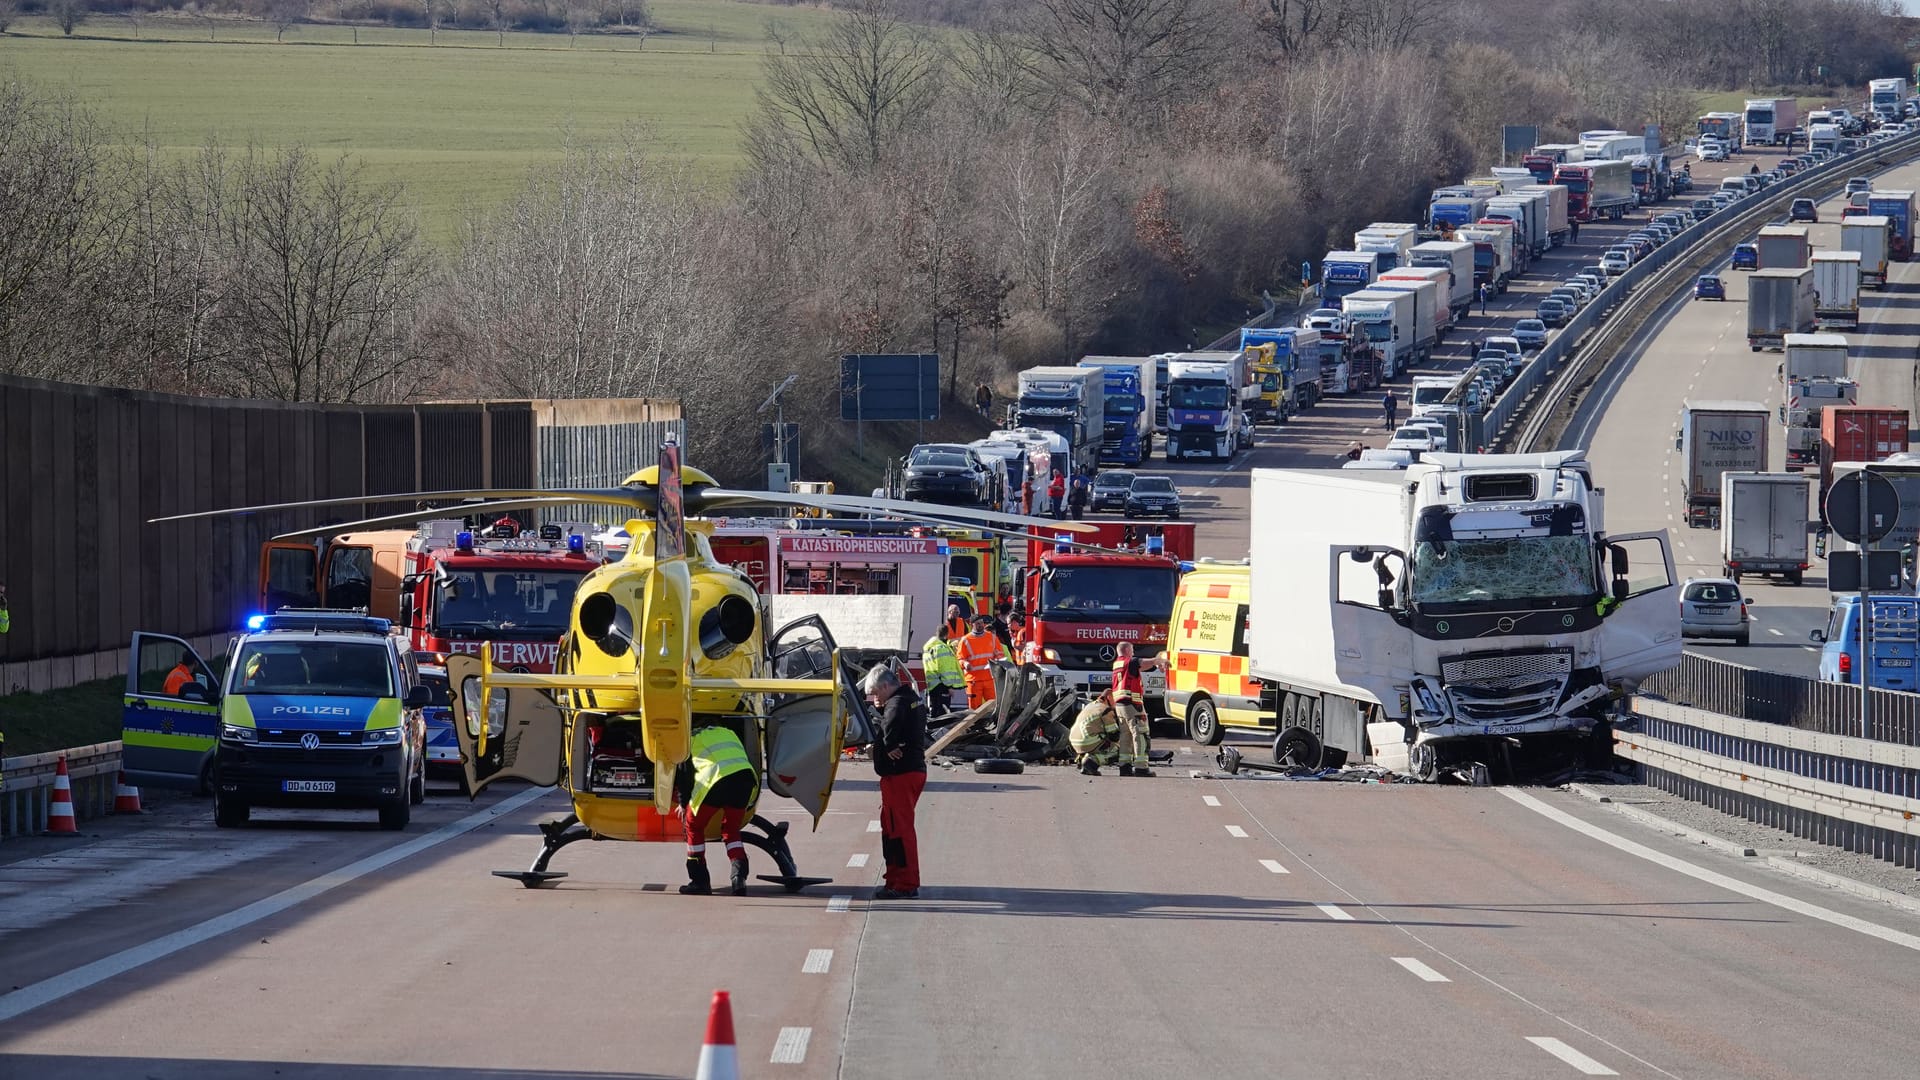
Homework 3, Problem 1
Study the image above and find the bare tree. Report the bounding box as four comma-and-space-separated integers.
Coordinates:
0, 0, 16, 35
1242, 0, 1339, 56
763, 16, 793, 55
423, 0, 443, 44
993, 116, 1123, 356
183, 2, 217, 40
270, 0, 307, 43
488, 0, 507, 44
46, 0, 88, 36
1020, 0, 1221, 126
209, 147, 431, 403
567, 2, 599, 45
613, 0, 650, 29
753, 0, 945, 170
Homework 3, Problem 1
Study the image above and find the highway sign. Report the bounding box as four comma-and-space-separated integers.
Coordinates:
1824, 468, 1902, 544
840, 354, 940, 422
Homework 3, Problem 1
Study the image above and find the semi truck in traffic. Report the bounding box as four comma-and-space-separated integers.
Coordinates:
1240, 326, 1323, 414
1354, 225, 1418, 271
1244, 451, 1681, 784
1016, 366, 1105, 477
1408, 239, 1476, 317
1455, 225, 1516, 292
1518, 184, 1571, 247
1581, 132, 1647, 161
1378, 266, 1455, 337
1320, 251, 1380, 304
1554, 159, 1635, 222
1429, 190, 1492, 232
1867, 190, 1915, 260
1678, 400, 1772, 529
1370, 275, 1443, 358
1341, 288, 1421, 378
1819, 406, 1912, 508
1076, 356, 1155, 467
1782, 333, 1857, 471
1748, 266, 1817, 351
1720, 473, 1812, 585
1484, 194, 1549, 257
1755, 226, 1811, 270
1629, 155, 1671, 204
1744, 97, 1799, 146
1842, 216, 1891, 287
1521, 143, 1583, 184
1811, 252, 1862, 328
1165, 352, 1251, 461
1870, 78, 1909, 122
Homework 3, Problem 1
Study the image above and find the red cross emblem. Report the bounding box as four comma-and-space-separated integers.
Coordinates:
1182, 611, 1201, 638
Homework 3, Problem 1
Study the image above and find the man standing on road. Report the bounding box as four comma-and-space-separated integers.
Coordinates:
957, 615, 1010, 709
1570, 219, 1579, 243
865, 664, 928, 900
1110, 641, 1166, 777
1048, 471, 1067, 518
1382, 389, 1398, 429
1478, 282, 1490, 315
920, 624, 964, 717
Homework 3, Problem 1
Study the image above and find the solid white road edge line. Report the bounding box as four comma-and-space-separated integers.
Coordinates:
0, 785, 553, 1025
1527, 1036, 1618, 1076
771, 1026, 811, 1064
803, 949, 833, 974
1391, 956, 1450, 982
1498, 788, 1920, 953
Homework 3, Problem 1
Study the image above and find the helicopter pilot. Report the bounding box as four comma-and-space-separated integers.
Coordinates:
674, 719, 759, 896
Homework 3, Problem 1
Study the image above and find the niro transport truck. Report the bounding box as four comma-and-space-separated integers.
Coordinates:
1245, 451, 1681, 783
1679, 400, 1771, 529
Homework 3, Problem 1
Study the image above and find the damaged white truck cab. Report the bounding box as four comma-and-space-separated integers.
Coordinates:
1247, 451, 1681, 783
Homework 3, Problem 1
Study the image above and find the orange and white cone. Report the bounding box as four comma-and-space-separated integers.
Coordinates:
694, 989, 738, 1080
47, 755, 78, 835
113, 770, 144, 814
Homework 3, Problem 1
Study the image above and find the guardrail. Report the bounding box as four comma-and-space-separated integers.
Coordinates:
1620, 696, 1920, 869
1640, 651, 1920, 747
0, 741, 124, 839
1499, 129, 1920, 452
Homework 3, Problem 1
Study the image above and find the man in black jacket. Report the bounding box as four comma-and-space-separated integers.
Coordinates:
863, 663, 927, 900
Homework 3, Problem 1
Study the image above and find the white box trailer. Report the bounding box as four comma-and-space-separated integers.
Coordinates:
1341, 288, 1421, 378
1518, 184, 1571, 246
1379, 266, 1454, 335
1485, 195, 1548, 257
1811, 252, 1861, 328
1841, 216, 1890, 288
1371, 276, 1442, 355
1354, 227, 1417, 272
1408, 240, 1475, 316
1719, 472, 1811, 584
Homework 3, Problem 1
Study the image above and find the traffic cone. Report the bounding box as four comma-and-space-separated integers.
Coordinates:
113, 770, 144, 814
46, 755, 78, 835
694, 990, 738, 1080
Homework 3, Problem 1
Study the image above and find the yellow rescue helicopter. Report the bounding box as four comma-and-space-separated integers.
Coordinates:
151, 444, 1094, 890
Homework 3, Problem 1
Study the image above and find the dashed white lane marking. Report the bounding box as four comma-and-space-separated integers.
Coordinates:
1769, 627, 1783, 637
1202, 795, 1221, 806
1392, 956, 1451, 982
826, 895, 852, 913
0, 785, 552, 1025
1259, 858, 1290, 874
802, 949, 833, 974
1315, 902, 1355, 921
847, 853, 869, 868
866, 819, 881, 833
771, 1027, 812, 1064
1527, 1037, 1618, 1075
1225, 824, 1249, 838
1500, 789, 1920, 953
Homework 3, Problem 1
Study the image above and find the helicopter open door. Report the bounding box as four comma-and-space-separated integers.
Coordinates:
764, 615, 861, 827
447, 653, 566, 796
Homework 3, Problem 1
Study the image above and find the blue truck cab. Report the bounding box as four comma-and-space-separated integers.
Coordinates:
124, 610, 429, 828
1813, 594, 1920, 690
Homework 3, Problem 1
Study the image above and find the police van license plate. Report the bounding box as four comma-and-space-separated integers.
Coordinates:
283, 780, 336, 793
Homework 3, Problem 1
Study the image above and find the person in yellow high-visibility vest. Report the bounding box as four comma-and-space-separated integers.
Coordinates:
674, 722, 759, 896
920, 625, 965, 716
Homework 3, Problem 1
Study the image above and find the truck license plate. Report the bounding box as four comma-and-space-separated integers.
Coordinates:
283, 780, 336, 793
1879, 658, 1912, 668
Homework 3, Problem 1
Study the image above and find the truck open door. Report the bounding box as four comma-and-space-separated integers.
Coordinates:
259, 542, 320, 612
1598, 533, 1684, 682
1327, 546, 1417, 711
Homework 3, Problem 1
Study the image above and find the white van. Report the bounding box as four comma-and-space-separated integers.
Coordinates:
1719, 175, 1758, 198
1409, 375, 1459, 419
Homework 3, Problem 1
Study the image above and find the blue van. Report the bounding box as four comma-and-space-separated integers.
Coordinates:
1812, 595, 1920, 690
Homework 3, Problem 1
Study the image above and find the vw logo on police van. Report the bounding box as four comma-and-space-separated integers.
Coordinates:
300, 732, 321, 751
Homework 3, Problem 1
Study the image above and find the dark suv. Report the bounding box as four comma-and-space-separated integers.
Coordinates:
902, 444, 994, 506
1091, 470, 1136, 512
1124, 475, 1182, 519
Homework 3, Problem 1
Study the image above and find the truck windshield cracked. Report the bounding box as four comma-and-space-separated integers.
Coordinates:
1411, 536, 1596, 606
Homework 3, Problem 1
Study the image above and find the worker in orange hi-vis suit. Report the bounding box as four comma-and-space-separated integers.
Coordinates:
956, 615, 1011, 709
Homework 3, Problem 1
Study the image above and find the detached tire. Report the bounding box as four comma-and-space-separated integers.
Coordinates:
974, 758, 1025, 776
1273, 727, 1323, 769
1189, 698, 1224, 746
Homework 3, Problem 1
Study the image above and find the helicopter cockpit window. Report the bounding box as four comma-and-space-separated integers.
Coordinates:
434, 571, 580, 637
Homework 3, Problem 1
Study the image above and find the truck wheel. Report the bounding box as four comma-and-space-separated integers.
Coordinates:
379, 798, 411, 831
1789, 570, 1804, 586
974, 758, 1024, 776
1273, 727, 1323, 769
1189, 699, 1224, 746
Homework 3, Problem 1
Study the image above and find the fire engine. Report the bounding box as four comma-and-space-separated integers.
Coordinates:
1013, 521, 1196, 717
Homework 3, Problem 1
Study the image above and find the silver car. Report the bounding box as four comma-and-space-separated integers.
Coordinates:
1679, 577, 1751, 645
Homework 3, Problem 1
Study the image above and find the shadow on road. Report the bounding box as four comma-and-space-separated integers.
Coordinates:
867, 885, 1522, 926
0, 1057, 674, 1080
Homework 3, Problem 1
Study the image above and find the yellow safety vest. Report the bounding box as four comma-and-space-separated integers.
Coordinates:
922, 637, 965, 689
689, 726, 754, 811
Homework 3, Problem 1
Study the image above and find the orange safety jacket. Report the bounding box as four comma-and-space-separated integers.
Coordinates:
1111, 655, 1144, 704
958, 632, 1005, 679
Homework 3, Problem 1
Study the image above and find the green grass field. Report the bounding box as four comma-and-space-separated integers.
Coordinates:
1, 676, 126, 758
0, 1, 845, 238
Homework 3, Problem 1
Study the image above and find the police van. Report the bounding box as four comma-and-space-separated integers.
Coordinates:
122, 610, 429, 829
1165, 560, 1272, 745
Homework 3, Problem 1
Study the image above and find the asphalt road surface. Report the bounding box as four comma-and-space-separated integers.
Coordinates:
11, 146, 1920, 1079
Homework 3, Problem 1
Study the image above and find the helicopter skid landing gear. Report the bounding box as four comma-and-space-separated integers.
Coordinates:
741, 815, 832, 894
490, 813, 597, 889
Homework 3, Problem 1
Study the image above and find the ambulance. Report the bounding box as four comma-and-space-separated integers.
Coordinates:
1165, 560, 1272, 745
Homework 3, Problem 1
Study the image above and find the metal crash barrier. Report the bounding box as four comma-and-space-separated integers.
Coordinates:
0, 741, 123, 839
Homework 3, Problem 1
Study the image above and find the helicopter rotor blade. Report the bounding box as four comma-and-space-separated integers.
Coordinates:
701, 488, 1098, 534
147, 487, 657, 525
775, 517, 1153, 557
266, 498, 588, 541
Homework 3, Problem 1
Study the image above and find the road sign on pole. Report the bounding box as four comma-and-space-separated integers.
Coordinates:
1824, 467, 1903, 739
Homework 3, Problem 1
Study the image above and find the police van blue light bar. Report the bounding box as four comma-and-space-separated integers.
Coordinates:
245, 613, 267, 631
